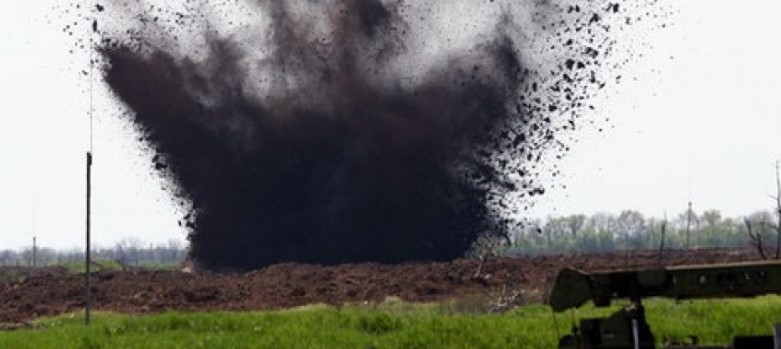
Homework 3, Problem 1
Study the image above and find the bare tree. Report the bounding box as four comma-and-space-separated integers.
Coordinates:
18, 247, 35, 267
0, 250, 15, 266
745, 218, 768, 260
750, 161, 781, 260
468, 235, 504, 280
701, 210, 723, 229
565, 215, 587, 239
36, 248, 57, 266
115, 237, 146, 269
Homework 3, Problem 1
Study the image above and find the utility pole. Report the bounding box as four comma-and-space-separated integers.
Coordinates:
85, 0, 96, 325
85, 152, 92, 325
32, 237, 37, 268
685, 201, 693, 249
657, 217, 667, 266
775, 161, 781, 259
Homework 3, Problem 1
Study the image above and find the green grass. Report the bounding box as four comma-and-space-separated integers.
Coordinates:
2, 297, 781, 348
59, 260, 124, 274
57, 260, 179, 273
135, 262, 180, 271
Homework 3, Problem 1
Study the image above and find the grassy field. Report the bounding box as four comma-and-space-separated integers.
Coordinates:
2, 296, 781, 348
58, 260, 180, 273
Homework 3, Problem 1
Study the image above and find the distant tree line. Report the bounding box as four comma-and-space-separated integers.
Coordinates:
0, 238, 187, 267
500, 209, 781, 258
4, 207, 780, 267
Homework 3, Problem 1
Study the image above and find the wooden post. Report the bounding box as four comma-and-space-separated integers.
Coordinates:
85, 152, 92, 325
657, 220, 667, 266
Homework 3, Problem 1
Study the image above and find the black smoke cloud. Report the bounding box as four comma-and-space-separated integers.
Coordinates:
93, 0, 667, 269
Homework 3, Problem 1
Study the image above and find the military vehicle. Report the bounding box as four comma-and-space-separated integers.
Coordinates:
548, 261, 781, 349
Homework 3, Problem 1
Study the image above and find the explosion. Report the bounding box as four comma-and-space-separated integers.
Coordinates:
86, 0, 668, 269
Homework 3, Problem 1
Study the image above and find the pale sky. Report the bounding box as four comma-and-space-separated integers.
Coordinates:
530, 1, 781, 219
1, 1, 780, 250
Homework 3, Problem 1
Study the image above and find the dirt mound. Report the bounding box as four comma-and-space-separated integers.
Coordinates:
0, 248, 761, 323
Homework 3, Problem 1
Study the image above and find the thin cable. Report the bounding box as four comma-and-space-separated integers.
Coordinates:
89, 16, 94, 154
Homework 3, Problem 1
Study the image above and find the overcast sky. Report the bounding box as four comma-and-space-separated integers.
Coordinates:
529, 1, 781, 219
1, 1, 780, 250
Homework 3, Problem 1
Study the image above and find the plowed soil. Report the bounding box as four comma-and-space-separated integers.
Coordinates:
0, 248, 762, 324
